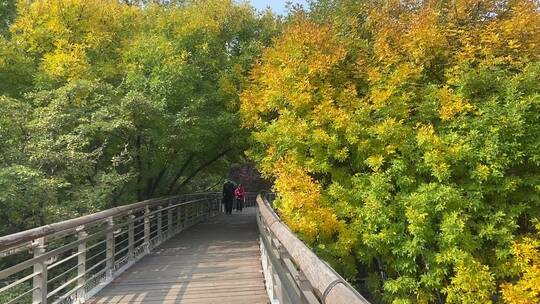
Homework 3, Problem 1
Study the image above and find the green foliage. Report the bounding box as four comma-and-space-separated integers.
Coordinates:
0, 35, 34, 97
0, 0, 280, 236
0, 0, 16, 36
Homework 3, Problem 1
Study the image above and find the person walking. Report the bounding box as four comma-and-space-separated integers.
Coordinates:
222, 180, 235, 215
234, 184, 245, 212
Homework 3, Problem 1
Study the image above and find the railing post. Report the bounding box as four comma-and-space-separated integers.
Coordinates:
144, 205, 150, 252
203, 199, 207, 217
211, 195, 215, 216
177, 202, 182, 231
167, 203, 173, 237
186, 204, 191, 226
105, 217, 115, 277
76, 226, 87, 300
185, 204, 189, 226
128, 212, 135, 259
32, 237, 47, 304
261, 238, 273, 300
157, 206, 163, 240
189, 203, 193, 224
272, 238, 285, 303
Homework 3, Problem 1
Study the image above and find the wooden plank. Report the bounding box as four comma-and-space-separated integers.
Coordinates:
89, 207, 269, 304
88, 294, 268, 304
98, 281, 265, 294
95, 288, 267, 299
111, 272, 264, 284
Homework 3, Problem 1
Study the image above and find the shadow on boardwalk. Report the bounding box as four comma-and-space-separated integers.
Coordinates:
88, 207, 268, 304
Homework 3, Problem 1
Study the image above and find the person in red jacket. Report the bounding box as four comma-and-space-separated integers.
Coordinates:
234, 184, 246, 212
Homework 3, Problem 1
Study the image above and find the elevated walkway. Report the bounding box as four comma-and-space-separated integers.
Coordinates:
88, 208, 267, 304
0, 193, 369, 304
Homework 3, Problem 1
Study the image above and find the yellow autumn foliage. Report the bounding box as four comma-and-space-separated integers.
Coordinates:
273, 158, 341, 244
11, 0, 138, 83
501, 234, 540, 304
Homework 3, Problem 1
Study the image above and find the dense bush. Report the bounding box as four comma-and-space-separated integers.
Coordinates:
241, 0, 540, 302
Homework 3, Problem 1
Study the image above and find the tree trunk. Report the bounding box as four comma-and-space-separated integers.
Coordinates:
136, 133, 143, 201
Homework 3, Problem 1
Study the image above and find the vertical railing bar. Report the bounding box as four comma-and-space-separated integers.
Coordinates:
128, 212, 135, 262
186, 204, 191, 226
105, 217, 114, 278
144, 206, 150, 252
176, 201, 183, 231
76, 226, 87, 300
167, 202, 173, 238
157, 206, 163, 242
32, 237, 47, 304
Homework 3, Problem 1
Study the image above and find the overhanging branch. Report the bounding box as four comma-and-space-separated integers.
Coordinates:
170, 148, 232, 194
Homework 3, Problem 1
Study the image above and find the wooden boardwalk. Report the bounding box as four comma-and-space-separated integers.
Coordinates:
88, 207, 269, 304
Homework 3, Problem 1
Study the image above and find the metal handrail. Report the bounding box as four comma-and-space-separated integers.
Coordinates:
256, 194, 370, 304
0, 193, 222, 304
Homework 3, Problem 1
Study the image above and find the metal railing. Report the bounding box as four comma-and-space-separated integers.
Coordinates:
243, 192, 258, 208
175, 191, 259, 208
256, 194, 370, 304
0, 193, 222, 304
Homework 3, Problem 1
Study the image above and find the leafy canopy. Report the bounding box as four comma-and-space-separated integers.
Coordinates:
0, 0, 280, 235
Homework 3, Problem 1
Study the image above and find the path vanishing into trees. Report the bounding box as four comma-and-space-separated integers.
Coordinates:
87, 208, 267, 304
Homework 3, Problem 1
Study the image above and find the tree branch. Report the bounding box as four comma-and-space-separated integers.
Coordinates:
170, 148, 232, 194
135, 132, 143, 201
167, 154, 195, 193
146, 166, 167, 198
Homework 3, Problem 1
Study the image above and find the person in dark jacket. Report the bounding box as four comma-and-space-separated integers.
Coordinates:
222, 180, 235, 214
